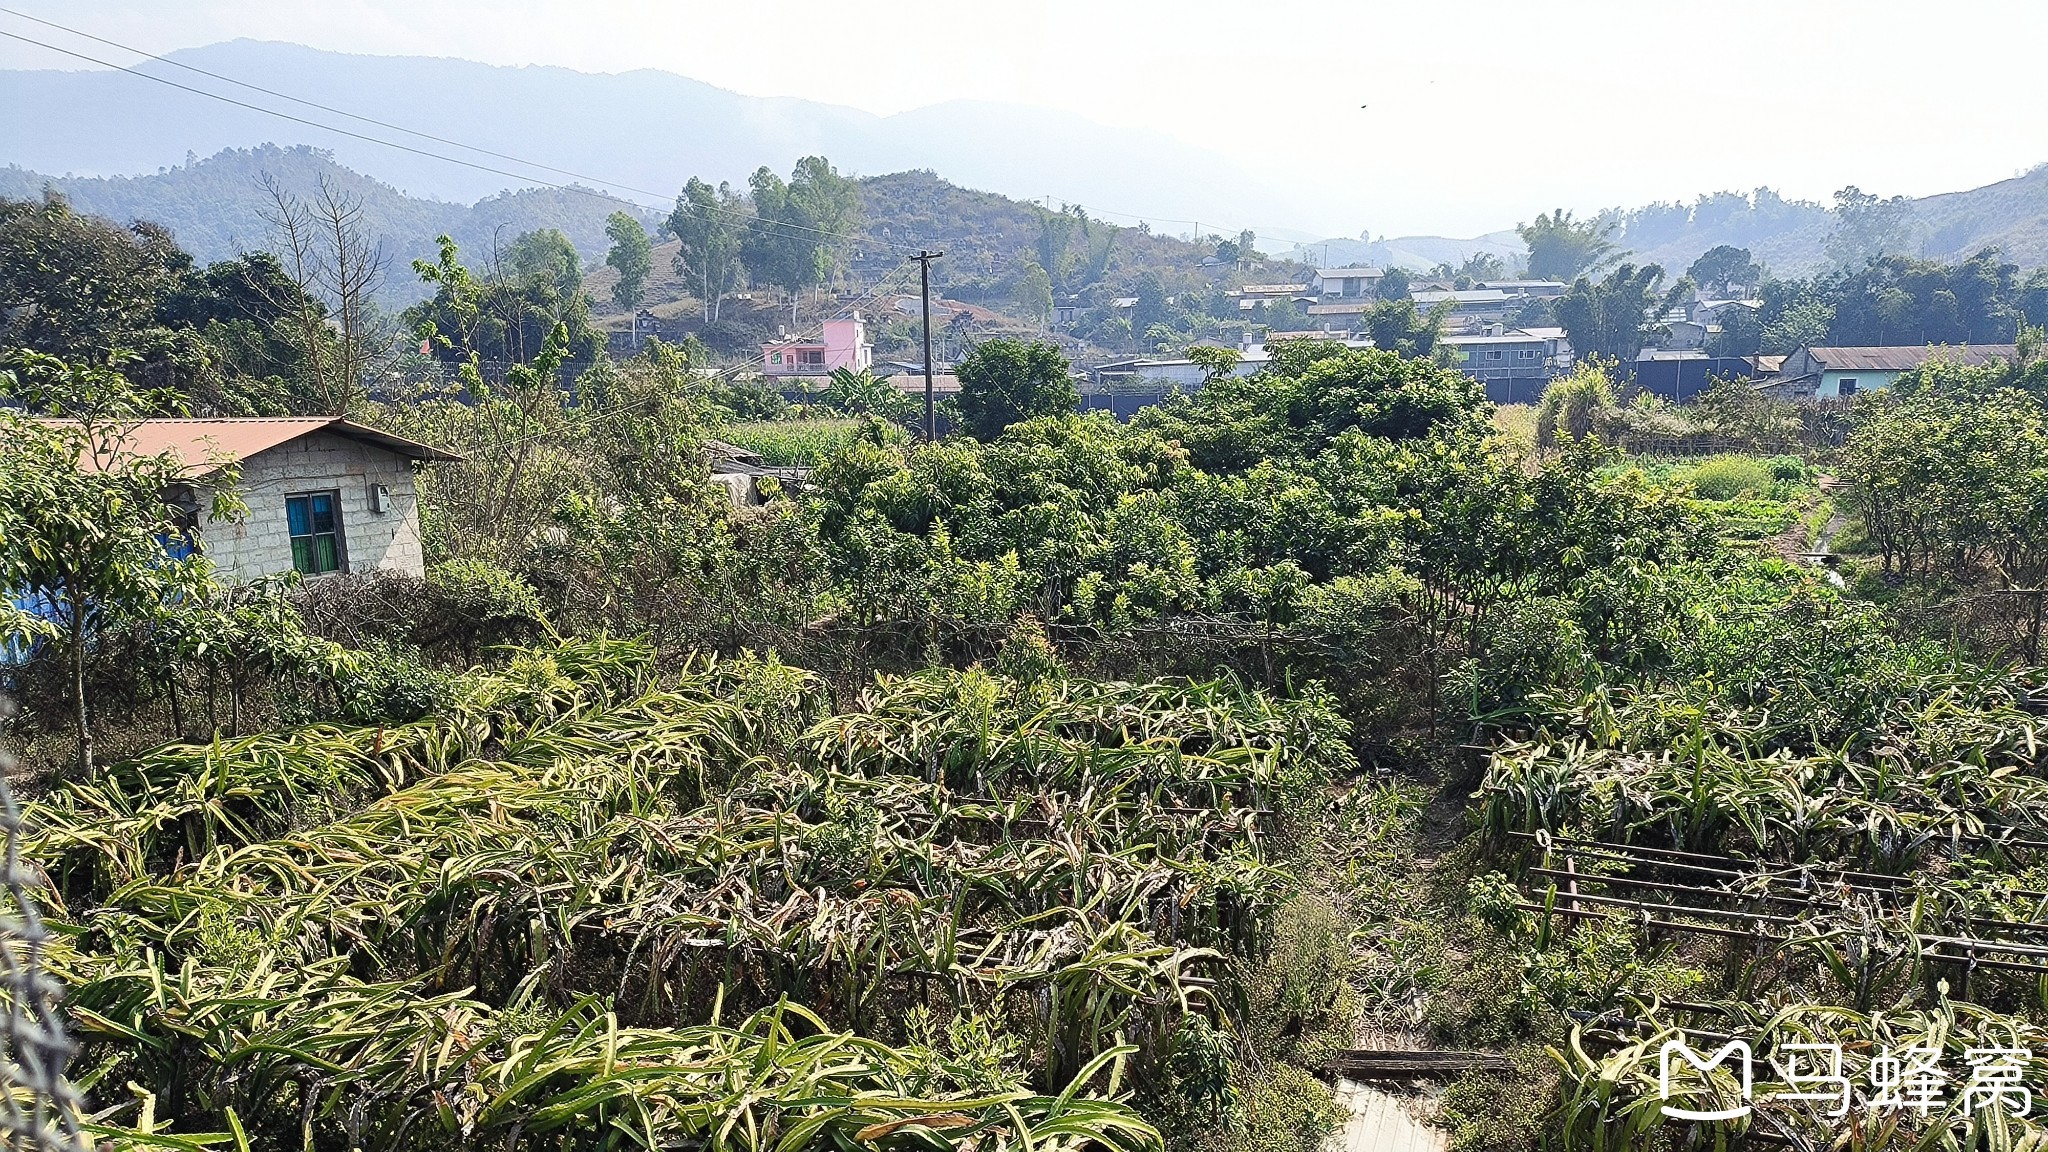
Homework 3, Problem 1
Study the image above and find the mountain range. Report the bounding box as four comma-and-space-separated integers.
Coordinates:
0, 39, 1314, 241
7, 39, 2048, 287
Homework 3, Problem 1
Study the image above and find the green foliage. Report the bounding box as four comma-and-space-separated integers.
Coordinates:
1555, 263, 1673, 363
955, 337, 1078, 440
1678, 454, 1773, 500
1011, 260, 1054, 326
1841, 374, 2048, 579
405, 234, 601, 368
1685, 244, 1761, 294
1364, 296, 1447, 358
742, 156, 860, 299
1533, 361, 1618, 450
503, 227, 583, 300
665, 176, 747, 321
1517, 208, 1619, 282
602, 210, 652, 310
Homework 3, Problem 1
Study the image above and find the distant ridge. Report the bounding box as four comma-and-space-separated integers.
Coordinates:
0, 39, 1313, 237
0, 145, 656, 307
1285, 166, 2048, 278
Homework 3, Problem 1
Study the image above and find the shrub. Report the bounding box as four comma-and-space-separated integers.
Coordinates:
1680, 454, 1772, 500
418, 559, 550, 664
1534, 362, 1618, 450
1763, 454, 1808, 482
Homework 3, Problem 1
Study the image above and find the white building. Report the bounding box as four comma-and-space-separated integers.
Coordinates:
1312, 267, 1385, 299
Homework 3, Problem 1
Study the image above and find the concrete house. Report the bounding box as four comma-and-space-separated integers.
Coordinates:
760, 313, 872, 381
101, 417, 457, 581
1759, 344, 2019, 400
1313, 267, 1385, 299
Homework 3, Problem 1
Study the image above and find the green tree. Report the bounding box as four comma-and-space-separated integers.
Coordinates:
0, 353, 233, 775
744, 157, 860, 321
956, 338, 1078, 440
1705, 303, 1764, 357
1364, 298, 1447, 358
504, 228, 584, 301
1012, 262, 1054, 326
1131, 271, 1172, 333
1517, 209, 1620, 282
0, 192, 184, 367
1186, 343, 1241, 382
667, 178, 747, 322
826, 366, 913, 422
407, 235, 600, 368
1828, 185, 1915, 269
1555, 263, 1672, 362
603, 211, 653, 311
1687, 245, 1762, 296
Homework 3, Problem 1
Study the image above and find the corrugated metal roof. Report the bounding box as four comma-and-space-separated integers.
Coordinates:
1807, 345, 2017, 372
885, 373, 962, 393
47, 417, 459, 473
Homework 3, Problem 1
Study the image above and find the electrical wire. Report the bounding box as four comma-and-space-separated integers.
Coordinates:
0, 9, 1304, 255
0, 20, 909, 253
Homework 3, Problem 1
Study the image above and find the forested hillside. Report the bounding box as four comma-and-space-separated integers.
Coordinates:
0, 145, 659, 307
1291, 168, 2048, 280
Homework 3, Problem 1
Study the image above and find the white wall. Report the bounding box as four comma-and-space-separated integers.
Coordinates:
197, 432, 427, 581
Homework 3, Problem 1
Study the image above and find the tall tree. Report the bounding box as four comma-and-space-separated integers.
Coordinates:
1827, 186, 1915, 269
1555, 263, 1673, 363
0, 192, 184, 368
504, 228, 584, 300
1012, 261, 1054, 327
603, 211, 653, 311
667, 178, 746, 323
1364, 298, 1450, 358
744, 156, 860, 323
0, 352, 232, 776
1686, 245, 1762, 296
260, 175, 392, 414
1517, 209, 1621, 282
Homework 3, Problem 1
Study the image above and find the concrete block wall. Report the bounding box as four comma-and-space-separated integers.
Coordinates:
197, 432, 427, 581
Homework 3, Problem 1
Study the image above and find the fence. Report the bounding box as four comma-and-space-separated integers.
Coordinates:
0, 748, 86, 1151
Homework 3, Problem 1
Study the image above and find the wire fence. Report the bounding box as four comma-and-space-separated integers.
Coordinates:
0, 733, 87, 1152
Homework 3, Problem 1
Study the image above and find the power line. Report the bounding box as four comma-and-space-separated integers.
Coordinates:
0, 19, 905, 254
1, 10, 1310, 260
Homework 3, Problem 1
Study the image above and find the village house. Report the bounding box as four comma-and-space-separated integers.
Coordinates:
1758, 344, 2019, 400
97, 417, 456, 582
1312, 267, 1384, 299
760, 313, 872, 380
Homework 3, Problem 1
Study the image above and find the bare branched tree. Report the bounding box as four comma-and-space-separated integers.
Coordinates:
259, 174, 395, 414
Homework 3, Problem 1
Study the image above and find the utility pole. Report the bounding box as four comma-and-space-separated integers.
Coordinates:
913, 249, 944, 441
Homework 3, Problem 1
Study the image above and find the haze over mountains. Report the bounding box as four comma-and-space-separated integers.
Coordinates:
0, 39, 1317, 241
6, 39, 2048, 288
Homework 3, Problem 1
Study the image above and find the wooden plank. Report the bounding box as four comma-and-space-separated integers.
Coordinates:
1326, 1049, 1514, 1077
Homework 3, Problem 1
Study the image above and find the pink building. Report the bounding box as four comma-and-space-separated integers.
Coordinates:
761, 313, 871, 379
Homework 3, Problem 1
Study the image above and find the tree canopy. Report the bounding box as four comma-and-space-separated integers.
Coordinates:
955, 337, 1078, 440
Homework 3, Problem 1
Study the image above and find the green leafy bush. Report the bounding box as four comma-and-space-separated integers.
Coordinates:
1678, 454, 1772, 499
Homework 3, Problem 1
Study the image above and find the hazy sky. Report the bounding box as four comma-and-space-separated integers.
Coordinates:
3, 0, 2045, 237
